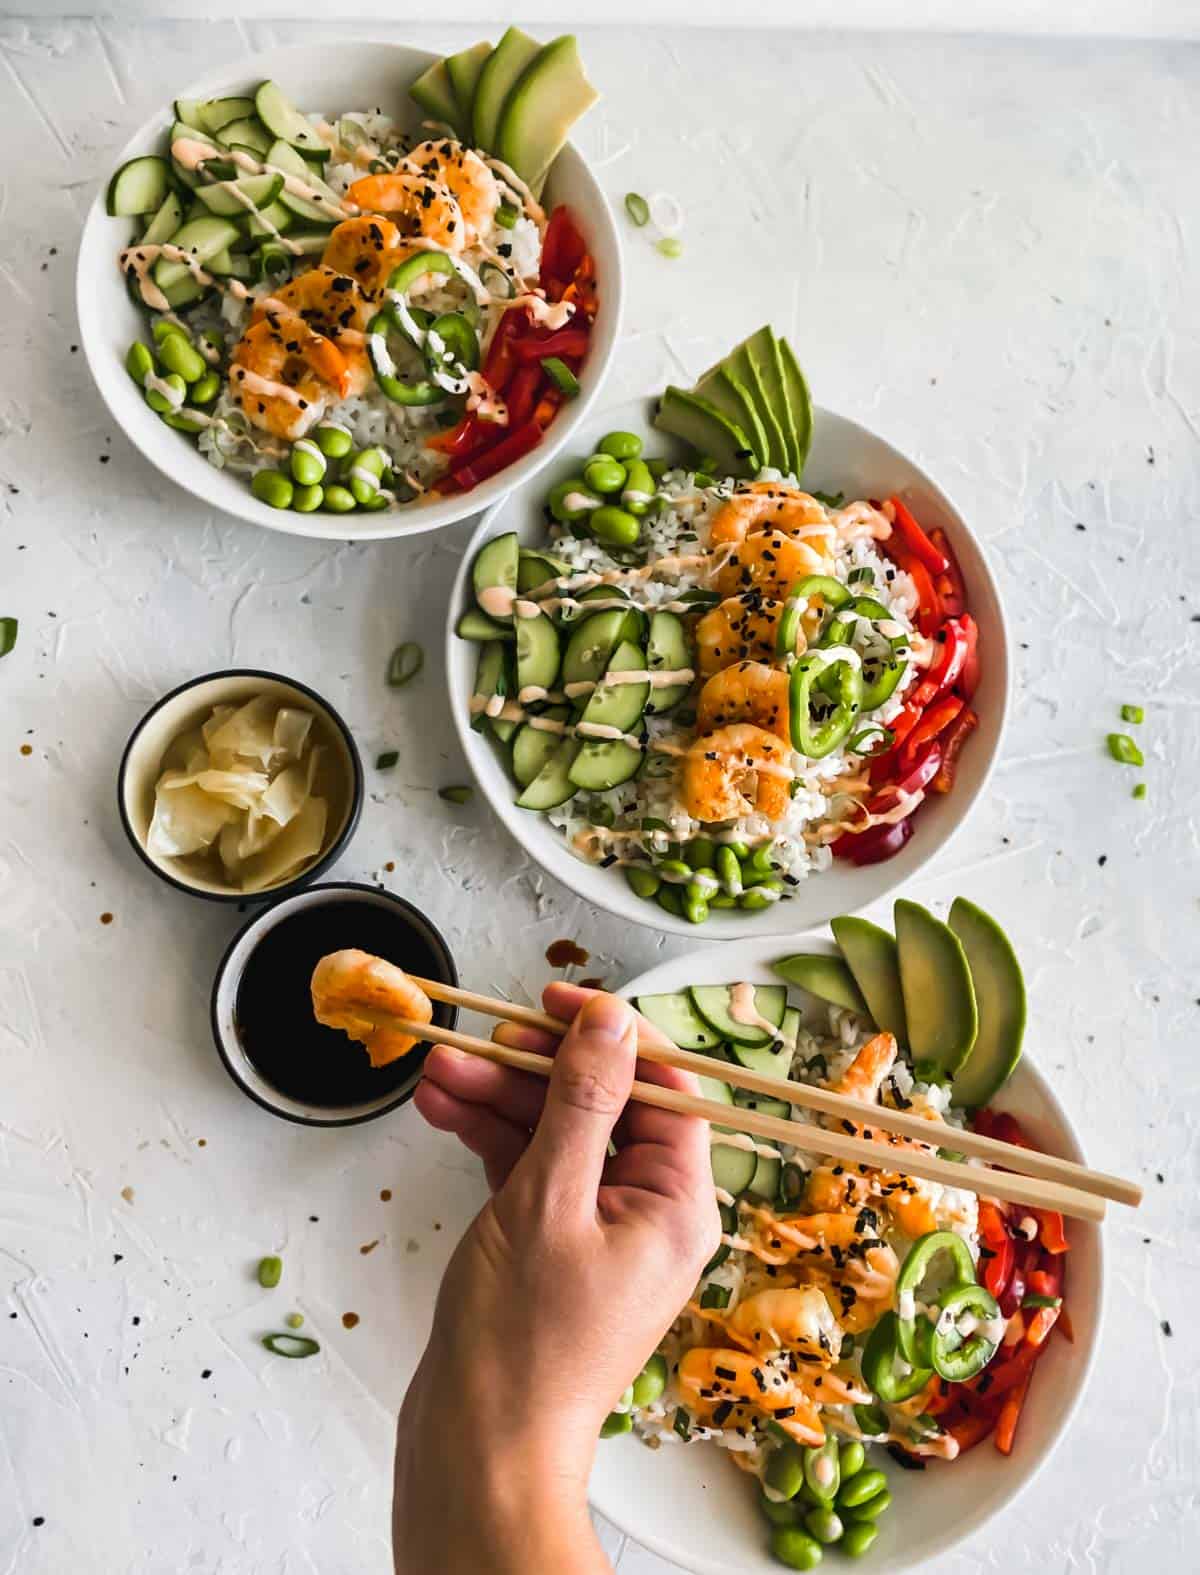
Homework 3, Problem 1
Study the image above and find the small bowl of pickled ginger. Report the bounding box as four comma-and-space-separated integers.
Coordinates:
118, 670, 363, 901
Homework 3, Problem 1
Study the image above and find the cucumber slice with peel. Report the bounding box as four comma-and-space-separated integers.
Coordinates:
574, 639, 649, 735
561, 609, 627, 691
216, 117, 273, 157
152, 216, 240, 290
174, 97, 205, 130
470, 641, 510, 734
517, 548, 570, 594
689, 985, 786, 1049
194, 173, 283, 217
457, 607, 514, 642
255, 80, 326, 155
711, 1136, 757, 1197
515, 736, 580, 811
567, 733, 643, 793
472, 532, 520, 624
106, 155, 171, 217
515, 608, 561, 694
747, 1149, 782, 1201
645, 610, 692, 714
266, 140, 339, 222
636, 991, 723, 1052
245, 200, 294, 238
511, 709, 570, 787
198, 96, 256, 136
141, 190, 184, 246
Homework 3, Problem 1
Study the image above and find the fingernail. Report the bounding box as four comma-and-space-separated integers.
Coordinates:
580, 994, 633, 1043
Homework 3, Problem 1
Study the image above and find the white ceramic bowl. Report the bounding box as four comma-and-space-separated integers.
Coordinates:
447, 397, 1009, 939
592, 935, 1102, 1574
76, 40, 623, 542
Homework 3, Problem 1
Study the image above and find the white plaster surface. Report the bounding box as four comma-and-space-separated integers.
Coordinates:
0, 17, 1197, 1575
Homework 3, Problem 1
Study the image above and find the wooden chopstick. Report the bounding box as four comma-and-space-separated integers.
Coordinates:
410, 976, 1140, 1211
398, 1011, 1106, 1224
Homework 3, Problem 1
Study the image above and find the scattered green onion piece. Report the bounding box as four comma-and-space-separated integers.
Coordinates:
337, 117, 368, 152
673, 1407, 692, 1440
367, 157, 389, 175
847, 566, 875, 584
1107, 732, 1144, 767
0, 617, 16, 658
387, 641, 424, 687
1021, 1293, 1061, 1310
285, 1312, 305, 1329
376, 750, 399, 770
1133, 782, 1147, 800
257, 1256, 282, 1288
479, 260, 514, 298
541, 356, 580, 398
847, 724, 894, 756
700, 1284, 732, 1310
812, 490, 845, 508
438, 785, 473, 804
656, 236, 683, 259
936, 1147, 966, 1163
495, 202, 519, 229
1120, 703, 1144, 725
262, 1332, 320, 1359
624, 192, 650, 227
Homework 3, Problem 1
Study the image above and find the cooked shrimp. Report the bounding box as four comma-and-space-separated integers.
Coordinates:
677, 1348, 825, 1445
680, 723, 793, 822
321, 216, 411, 297
714, 529, 830, 601
694, 593, 790, 678
310, 949, 433, 1068
229, 317, 349, 440
348, 163, 470, 253
709, 483, 833, 548
252, 266, 374, 394
724, 1287, 841, 1360
696, 662, 791, 745
402, 140, 501, 245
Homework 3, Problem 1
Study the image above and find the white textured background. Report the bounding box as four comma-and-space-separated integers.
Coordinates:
1, 17, 1197, 1575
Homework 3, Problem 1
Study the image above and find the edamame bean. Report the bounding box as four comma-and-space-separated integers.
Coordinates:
838, 1442, 866, 1481
686, 869, 719, 901
656, 885, 684, 917
290, 439, 327, 487
144, 372, 186, 414
625, 867, 661, 900
645, 457, 668, 480
615, 1384, 634, 1412
590, 505, 641, 547
125, 341, 156, 387
657, 858, 692, 882
292, 483, 324, 513
582, 454, 627, 495
759, 1491, 802, 1528
844, 1488, 890, 1522
749, 876, 785, 898
251, 469, 295, 510
743, 846, 775, 879
769, 1527, 823, 1570
162, 409, 207, 433
620, 459, 657, 517
548, 477, 599, 523
348, 446, 388, 504
361, 491, 390, 511
157, 331, 207, 383
724, 840, 750, 859
322, 484, 357, 513
151, 318, 189, 345
257, 1255, 282, 1288
315, 422, 353, 460
188, 371, 220, 406
689, 835, 717, 868
631, 1354, 667, 1407
709, 892, 737, 909
836, 1469, 887, 1510
839, 1522, 878, 1558
598, 430, 642, 461
737, 890, 771, 911
716, 845, 743, 896
803, 1508, 844, 1545
683, 893, 709, 925
599, 1411, 632, 1438
765, 1443, 806, 1502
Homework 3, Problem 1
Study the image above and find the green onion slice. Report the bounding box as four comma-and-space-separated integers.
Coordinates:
656, 236, 683, 259
700, 1284, 731, 1310
257, 1255, 282, 1288
262, 1332, 320, 1359
1133, 782, 1147, 800
1021, 1293, 1061, 1310
1120, 703, 1144, 725
1107, 732, 1144, 767
0, 617, 16, 658
387, 641, 424, 687
438, 785, 473, 804
337, 118, 368, 152
624, 192, 650, 227
376, 750, 399, 770
479, 260, 514, 299
847, 724, 894, 756
540, 356, 580, 397
495, 202, 519, 229
847, 566, 875, 584
672, 1406, 692, 1440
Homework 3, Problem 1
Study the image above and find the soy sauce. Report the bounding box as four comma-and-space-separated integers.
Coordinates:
234, 899, 451, 1108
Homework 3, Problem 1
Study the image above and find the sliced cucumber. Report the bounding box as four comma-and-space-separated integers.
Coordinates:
561, 609, 627, 690
699, 1073, 734, 1110
636, 991, 723, 1052
141, 190, 184, 246
645, 610, 692, 715
704, 1202, 736, 1274
711, 1138, 757, 1197
689, 984, 787, 1049
511, 710, 570, 787
270, 231, 328, 256
173, 97, 206, 130
469, 641, 510, 734
575, 639, 649, 734
162, 276, 211, 310
244, 199, 294, 238
515, 609, 561, 694
106, 155, 171, 218
457, 607, 514, 642
206, 249, 253, 280
731, 1037, 793, 1078
733, 1092, 792, 1120
473, 532, 519, 624
517, 548, 570, 594
567, 734, 643, 793
747, 1149, 782, 1201
255, 80, 326, 155
216, 116, 273, 157
194, 172, 283, 216
198, 96, 256, 136
152, 216, 240, 290
515, 736, 580, 810
266, 140, 339, 222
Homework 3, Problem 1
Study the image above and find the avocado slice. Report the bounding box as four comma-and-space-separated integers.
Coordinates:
894, 900, 978, 1078
695, 362, 767, 472
778, 337, 814, 477
409, 59, 465, 138
497, 35, 600, 192
742, 327, 794, 474
654, 387, 756, 476
473, 26, 540, 152
445, 41, 493, 139
723, 337, 786, 475
948, 898, 1027, 1108
773, 954, 870, 1018
830, 916, 908, 1045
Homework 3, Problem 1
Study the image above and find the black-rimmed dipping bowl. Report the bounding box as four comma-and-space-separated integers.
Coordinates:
210, 883, 458, 1126
117, 668, 364, 903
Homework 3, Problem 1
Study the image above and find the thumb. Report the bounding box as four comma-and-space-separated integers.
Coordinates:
521, 993, 637, 1208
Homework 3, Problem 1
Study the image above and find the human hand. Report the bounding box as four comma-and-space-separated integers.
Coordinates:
393, 984, 720, 1574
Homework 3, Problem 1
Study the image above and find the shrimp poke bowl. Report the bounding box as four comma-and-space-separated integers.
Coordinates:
76, 37, 622, 539
593, 912, 1101, 1573
447, 349, 1007, 937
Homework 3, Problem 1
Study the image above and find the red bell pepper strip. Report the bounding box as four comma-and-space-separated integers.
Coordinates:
930, 527, 967, 617
511, 327, 590, 362
1026, 1266, 1062, 1301
982, 1234, 1014, 1302
435, 418, 543, 494
994, 1366, 1032, 1455
831, 813, 915, 866
481, 308, 525, 392
904, 556, 943, 636
931, 706, 978, 794
1033, 1209, 1069, 1255
540, 205, 587, 288
504, 362, 542, 430
897, 694, 964, 774
1024, 1303, 1061, 1348
909, 618, 971, 710
887, 497, 951, 575
426, 412, 483, 458
946, 1410, 1001, 1453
